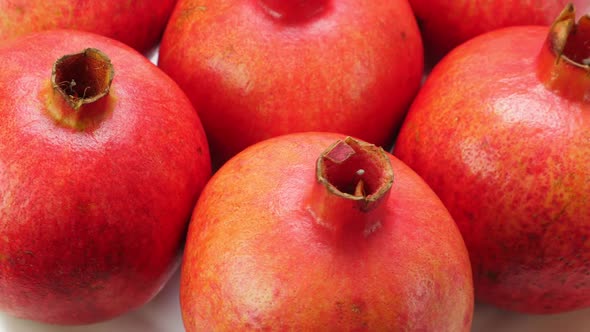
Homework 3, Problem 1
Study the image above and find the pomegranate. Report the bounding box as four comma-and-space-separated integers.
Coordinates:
0, 30, 211, 324
180, 133, 473, 331
394, 5, 590, 313
0, 0, 177, 52
158, 0, 423, 166
410, 0, 588, 66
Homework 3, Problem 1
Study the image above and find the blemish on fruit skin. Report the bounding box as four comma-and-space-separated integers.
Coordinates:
334, 299, 369, 328
77, 202, 98, 215
177, 4, 209, 25
349, 61, 372, 101
351, 303, 362, 314
14, 5, 25, 15
207, 56, 253, 96
363, 221, 382, 237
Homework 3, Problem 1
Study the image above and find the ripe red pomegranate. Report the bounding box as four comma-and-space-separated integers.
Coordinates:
0, 0, 177, 52
180, 133, 473, 331
0, 30, 211, 324
410, 0, 588, 66
158, 0, 423, 166
394, 5, 590, 313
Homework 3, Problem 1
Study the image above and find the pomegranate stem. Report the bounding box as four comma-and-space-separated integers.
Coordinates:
51, 48, 114, 111
537, 4, 590, 102
307, 137, 393, 234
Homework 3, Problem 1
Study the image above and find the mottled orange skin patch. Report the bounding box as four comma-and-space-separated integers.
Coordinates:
0, 0, 177, 52
394, 24, 590, 313
0, 31, 211, 324
158, 0, 424, 167
181, 132, 473, 331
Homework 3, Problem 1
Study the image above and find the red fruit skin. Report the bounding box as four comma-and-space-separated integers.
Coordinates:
394, 26, 590, 313
0, 30, 211, 324
409, 0, 580, 65
181, 132, 473, 331
0, 0, 177, 52
158, 0, 423, 166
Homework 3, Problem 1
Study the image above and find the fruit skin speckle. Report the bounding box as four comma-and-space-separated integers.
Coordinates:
180, 132, 473, 331
394, 21, 590, 313
158, 0, 424, 167
0, 0, 176, 52
0, 30, 211, 324
408, 0, 576, 65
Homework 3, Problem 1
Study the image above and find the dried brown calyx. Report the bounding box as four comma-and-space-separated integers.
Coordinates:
538, 4, 590, 102
51, 48, 114, 111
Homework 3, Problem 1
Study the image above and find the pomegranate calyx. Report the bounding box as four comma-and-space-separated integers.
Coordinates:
316, 137, 393, 212
547, 4, 590, 70
307, 137, 392, 234
538, 4, 590, 102
51, 48, 114, 111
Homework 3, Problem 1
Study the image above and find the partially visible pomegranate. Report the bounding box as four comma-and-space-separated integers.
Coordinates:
0, 0, 177, 52
158, 0, 423, 166
180, 133, 473, 331
0, 30, 211, 324
410, 0, 588, 66
395, 5, 590, 313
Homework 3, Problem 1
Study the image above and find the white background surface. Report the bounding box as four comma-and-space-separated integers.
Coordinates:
0, 45, 589, 332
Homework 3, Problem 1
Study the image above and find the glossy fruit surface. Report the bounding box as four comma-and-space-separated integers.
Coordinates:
394, 5, 590, 313
159, 0, 423, 166
0, 0, 177, 52
409, 0, 586, 65
0, 30, 211, 324
181, 132, 473, 331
